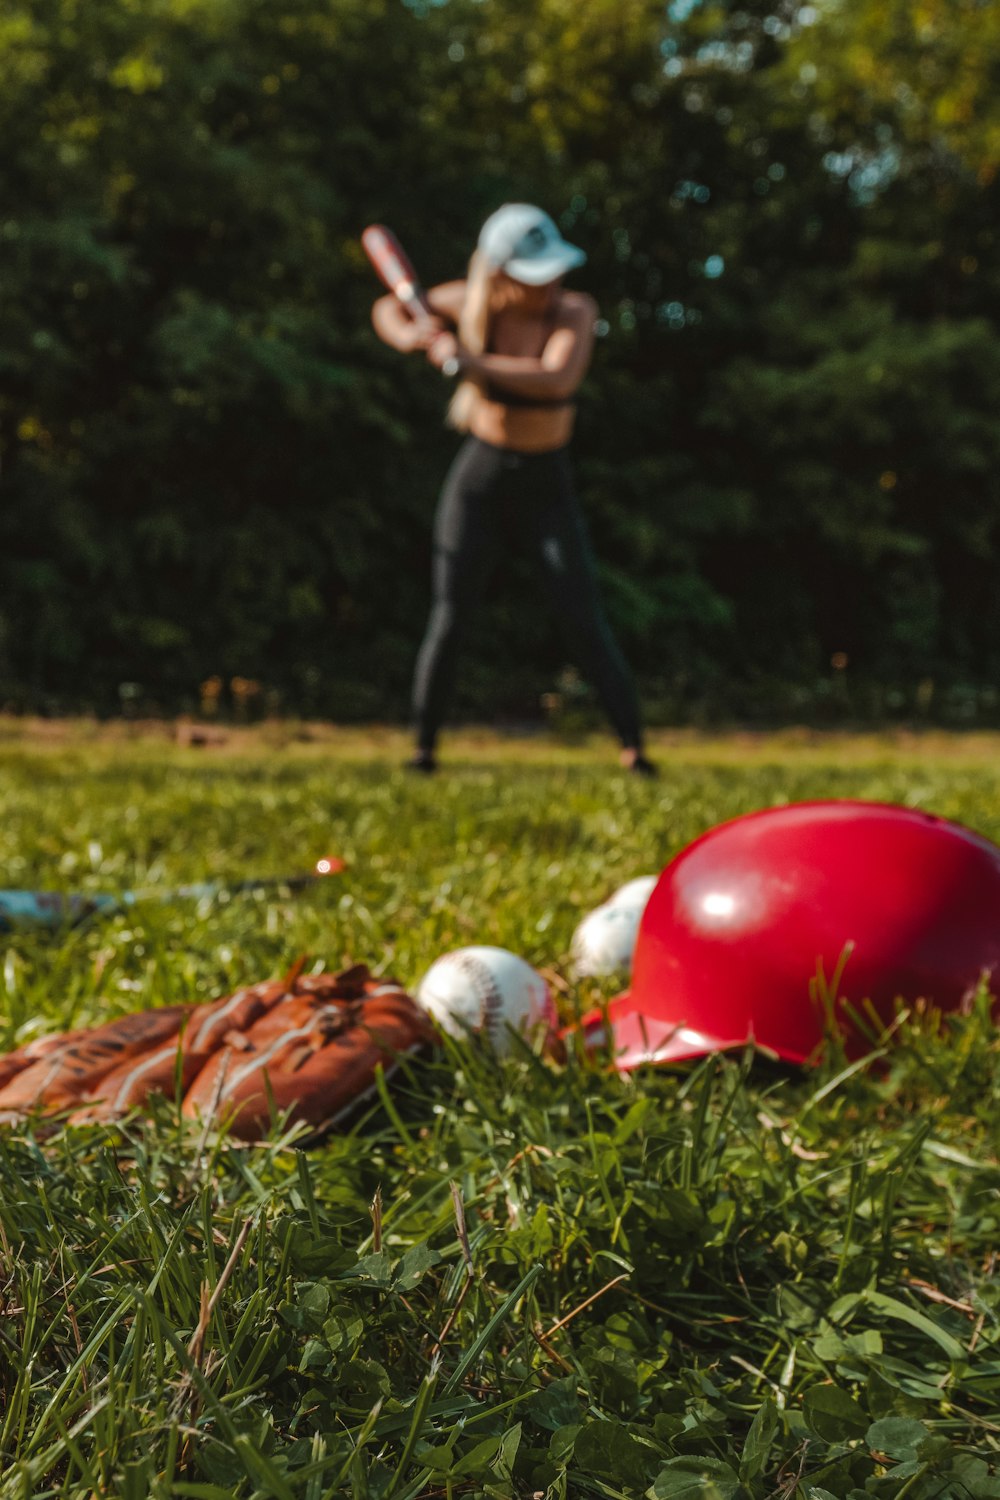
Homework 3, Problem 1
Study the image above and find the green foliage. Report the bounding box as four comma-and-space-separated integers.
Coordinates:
1, 0, 1000, 720
1, 732, 1000, 1493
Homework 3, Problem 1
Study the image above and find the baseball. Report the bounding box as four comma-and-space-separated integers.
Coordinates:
605, 874, 659, 910
570, 902, 646, 978
414, 946, 556, 1055
570, 876, 658, 978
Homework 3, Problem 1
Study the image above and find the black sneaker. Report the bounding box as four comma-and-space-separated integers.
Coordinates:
406, 751, 437, 774
627, 754, 658, 778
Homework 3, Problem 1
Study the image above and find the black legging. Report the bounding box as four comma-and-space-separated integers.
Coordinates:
412, 436, 642, 752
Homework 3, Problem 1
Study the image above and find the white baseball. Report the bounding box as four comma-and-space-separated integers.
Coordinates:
605, 875, 659, 910
570, 902, 647, 978
415, 946, 556, 1055
569, 875, 659, 977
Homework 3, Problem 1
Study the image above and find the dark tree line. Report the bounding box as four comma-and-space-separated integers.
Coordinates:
2, 0, 999, 724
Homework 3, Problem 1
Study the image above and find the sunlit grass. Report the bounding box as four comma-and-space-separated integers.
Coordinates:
0, 724, 998, 1496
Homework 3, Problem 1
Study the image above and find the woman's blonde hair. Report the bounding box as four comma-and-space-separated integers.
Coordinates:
446, 248, 495, 431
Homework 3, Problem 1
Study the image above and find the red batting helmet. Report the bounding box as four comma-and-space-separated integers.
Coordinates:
578, 801, 1000, 1069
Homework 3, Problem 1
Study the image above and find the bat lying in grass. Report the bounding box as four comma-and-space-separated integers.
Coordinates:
0, 857, 345, 934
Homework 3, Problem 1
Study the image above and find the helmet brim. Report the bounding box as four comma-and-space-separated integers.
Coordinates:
574, 994, 812, 1071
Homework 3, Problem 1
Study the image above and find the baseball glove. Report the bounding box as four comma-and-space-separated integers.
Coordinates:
0, 965, 434, 1140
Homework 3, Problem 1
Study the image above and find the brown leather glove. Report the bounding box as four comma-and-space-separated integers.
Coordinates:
181, 969, 432, 1140
0, 965, 434, 1140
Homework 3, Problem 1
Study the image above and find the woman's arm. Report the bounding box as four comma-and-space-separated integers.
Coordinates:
428, 293, 597, 399
371, 280, 465, 353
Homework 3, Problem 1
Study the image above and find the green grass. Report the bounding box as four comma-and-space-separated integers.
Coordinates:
1, 725, 1000, 1499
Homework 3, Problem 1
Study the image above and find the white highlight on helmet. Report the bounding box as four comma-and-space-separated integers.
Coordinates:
644, 1026, 725, 1063
702, 892, 736, 918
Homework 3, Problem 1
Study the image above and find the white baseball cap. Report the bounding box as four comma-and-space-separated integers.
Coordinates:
477, 204, 586, 285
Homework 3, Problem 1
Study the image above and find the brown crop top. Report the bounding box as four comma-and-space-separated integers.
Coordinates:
482, 383, 574, 409
480, 309, 575, 409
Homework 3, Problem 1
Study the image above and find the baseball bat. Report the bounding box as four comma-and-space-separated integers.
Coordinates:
361, 224, 436, 321
0, 857, 346, 934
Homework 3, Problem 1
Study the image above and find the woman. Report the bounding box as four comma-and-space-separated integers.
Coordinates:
371, 203, 654, 775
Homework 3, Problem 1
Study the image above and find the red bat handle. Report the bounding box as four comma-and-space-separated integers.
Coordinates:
361, 224, 435, 320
